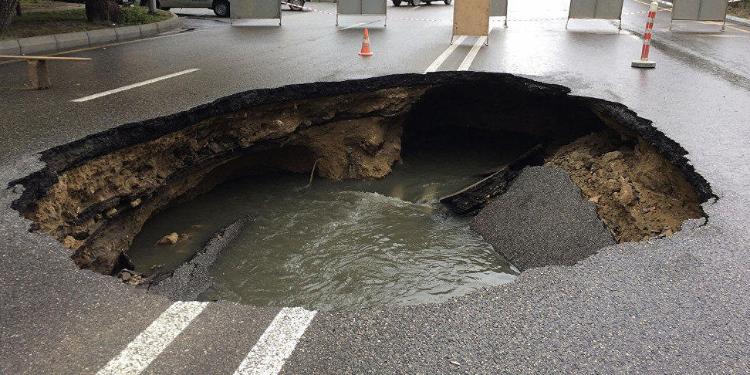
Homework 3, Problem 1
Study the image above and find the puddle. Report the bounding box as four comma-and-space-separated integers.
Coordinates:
129, 141, 523, 310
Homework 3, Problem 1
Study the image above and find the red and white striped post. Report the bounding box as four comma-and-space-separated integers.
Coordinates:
632, 1, 658, 68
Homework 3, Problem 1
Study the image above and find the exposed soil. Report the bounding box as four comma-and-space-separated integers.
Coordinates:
8, 72, 713, 276
547, 131, 703, 242
23, 86, 423, 274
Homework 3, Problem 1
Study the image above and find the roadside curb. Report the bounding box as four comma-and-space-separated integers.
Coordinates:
0, 13, 182, 56
727, 14, 750, 27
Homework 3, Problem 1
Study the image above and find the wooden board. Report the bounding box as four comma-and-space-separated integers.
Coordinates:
440, 144, 545, 215
453, 0, 490, 37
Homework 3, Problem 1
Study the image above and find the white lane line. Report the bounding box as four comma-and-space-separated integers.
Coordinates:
97, 301, 208, 375
72, 68, 199, 103
457, 36, 487, 71
233, 307, 317, 375
424, 35, 467, 73
727, 25, 750, 34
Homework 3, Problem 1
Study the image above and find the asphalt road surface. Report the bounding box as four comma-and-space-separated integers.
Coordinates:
1, 0, 749, 373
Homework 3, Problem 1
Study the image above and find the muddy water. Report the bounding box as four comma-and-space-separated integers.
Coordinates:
129, 142, 527, 310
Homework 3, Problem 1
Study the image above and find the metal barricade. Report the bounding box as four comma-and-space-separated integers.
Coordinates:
490, 0, 508, 28
671, 0, 729, 31
567, 0, 625, 30
337, 0, 388, 27
231, 0, 282, 26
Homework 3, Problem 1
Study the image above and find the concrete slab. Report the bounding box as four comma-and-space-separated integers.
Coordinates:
115, 25, 143, 42
18, 35, 57, 55
0, 39, 21, 56
54, 31, 90, 51
86, 28, 118, 46
471, 166, 616, 270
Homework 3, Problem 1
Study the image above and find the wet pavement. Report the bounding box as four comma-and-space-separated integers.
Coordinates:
1, 0, 750, 373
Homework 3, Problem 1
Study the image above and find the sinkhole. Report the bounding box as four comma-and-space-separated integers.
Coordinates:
9, 72, 713, 311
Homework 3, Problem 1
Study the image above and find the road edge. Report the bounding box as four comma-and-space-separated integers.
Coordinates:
0, 12, 182, 56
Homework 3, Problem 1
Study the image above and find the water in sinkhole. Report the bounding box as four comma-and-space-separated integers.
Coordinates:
128, 138, 530, 310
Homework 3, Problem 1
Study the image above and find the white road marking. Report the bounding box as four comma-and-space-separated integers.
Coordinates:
233, 307, 317, 375
424, 35, 467, 73
97, 301, 208, 375
727, 25, 750, 34
72, 68, 199, 102
339, 19, 383, 30
458, 36, 487, 71
704, 33, 746, 38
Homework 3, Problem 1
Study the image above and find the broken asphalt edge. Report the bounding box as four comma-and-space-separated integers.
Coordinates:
6, 71, 714, 220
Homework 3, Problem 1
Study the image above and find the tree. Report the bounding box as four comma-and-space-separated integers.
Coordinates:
0, 0, 19, 34
85, 0, 120, 23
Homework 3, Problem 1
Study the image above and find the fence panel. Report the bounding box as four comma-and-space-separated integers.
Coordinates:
569, 0, 624, 20
231, 0, 282, 24
337, 0, 387, 26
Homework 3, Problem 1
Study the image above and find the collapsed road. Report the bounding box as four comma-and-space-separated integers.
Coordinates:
7, 72, 709, 280
1, 65, 750, 372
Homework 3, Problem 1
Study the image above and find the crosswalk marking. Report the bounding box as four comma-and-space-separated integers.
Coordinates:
425, 35, 468, 73
97, 301, 208, 375
233, 307, 317, 375
458, 36, 487, 71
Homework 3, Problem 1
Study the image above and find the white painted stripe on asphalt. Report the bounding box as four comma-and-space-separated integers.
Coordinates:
97, 301, 208, 375
233, 307, 317, 375
72, 68, 199, 103
424, 35, 467, 73
727, 24, 750, 34
340, 19, 384, 30
457, 36, 487, 71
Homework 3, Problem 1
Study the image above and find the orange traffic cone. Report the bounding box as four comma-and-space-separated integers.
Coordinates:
359, 28, 374, 57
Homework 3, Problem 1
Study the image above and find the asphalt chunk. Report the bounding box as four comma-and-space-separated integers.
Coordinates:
148, 215, 252, 301
471, 165, 615, 270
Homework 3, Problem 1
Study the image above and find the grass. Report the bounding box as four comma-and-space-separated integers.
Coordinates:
728, 0, 750, 18
119, 5, 172, 24
1, 6, 171, 40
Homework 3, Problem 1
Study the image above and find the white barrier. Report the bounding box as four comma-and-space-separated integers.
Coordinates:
231, 0, 282, 26
490, 0, 508, 28
671, 0, 729, 31
337, 0, 388, 27
567, 0, 625, 29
